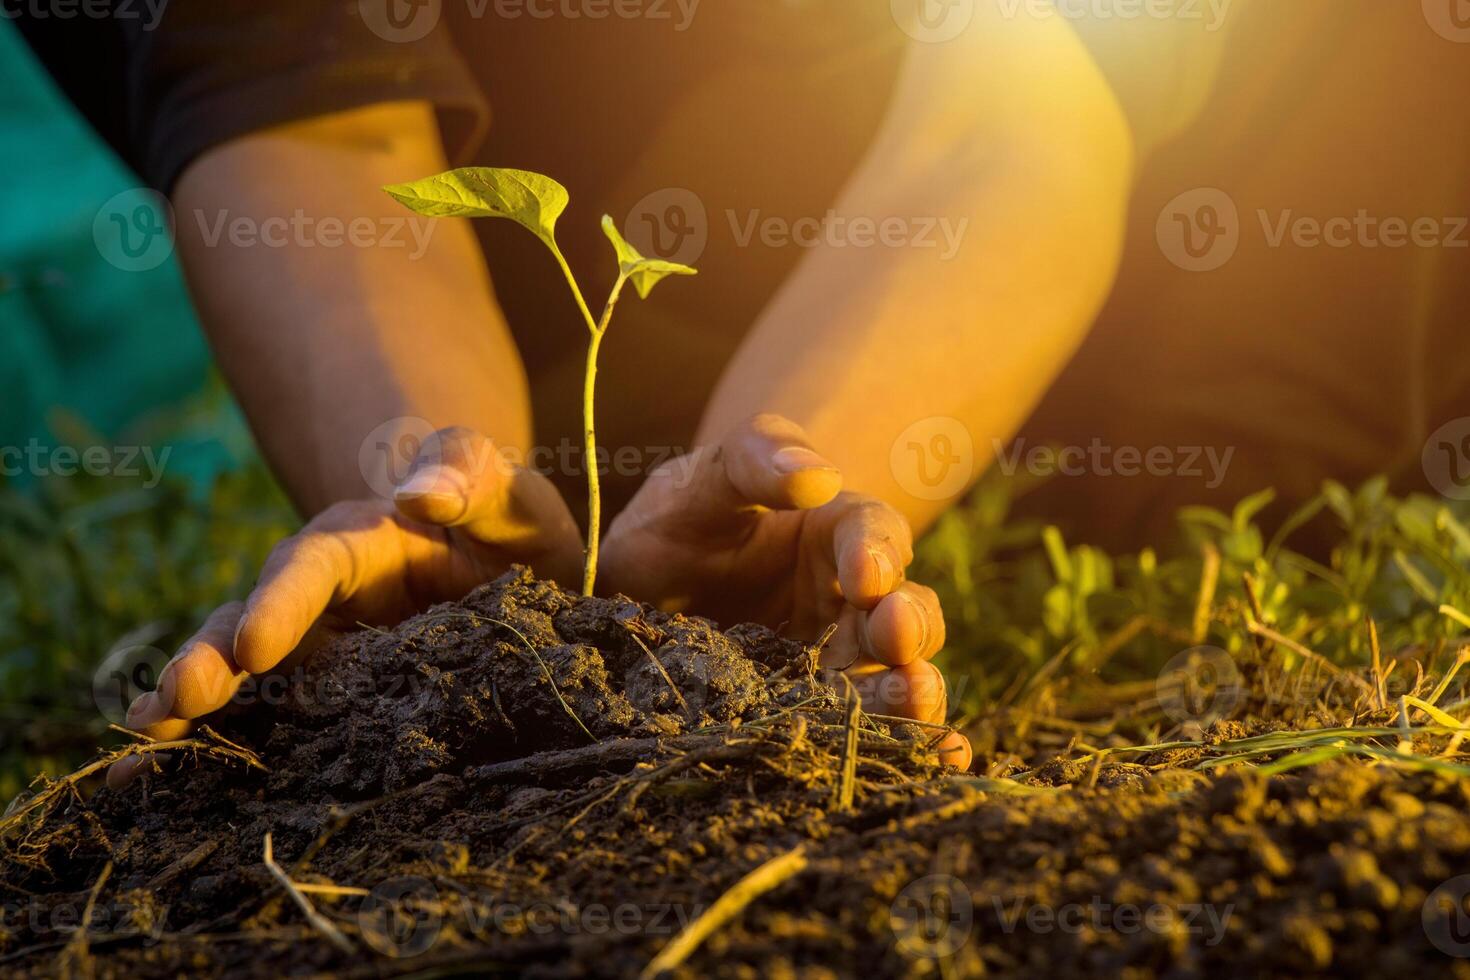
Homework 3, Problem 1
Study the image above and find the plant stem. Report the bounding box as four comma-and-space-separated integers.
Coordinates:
550, 243, 599, 334
582, 273, 629, 596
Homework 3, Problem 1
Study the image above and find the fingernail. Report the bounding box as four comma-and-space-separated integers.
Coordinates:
394, 466, 469, 518
125, 691, 165, 728
868, 547, 895, 593
899, 591, 930, 655
772, 446, 837, 475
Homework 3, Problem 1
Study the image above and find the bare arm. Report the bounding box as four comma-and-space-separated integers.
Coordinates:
697, 8, 1134, 532
173, 101, 531, 515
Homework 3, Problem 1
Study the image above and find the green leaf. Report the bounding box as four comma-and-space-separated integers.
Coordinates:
383, 168, 569, 248
1232, 487, 1276, 532
1041, 525, 1072, 583
601, 215, 697, 299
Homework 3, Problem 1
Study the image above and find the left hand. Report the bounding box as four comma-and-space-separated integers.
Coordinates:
600, 414, 971, 768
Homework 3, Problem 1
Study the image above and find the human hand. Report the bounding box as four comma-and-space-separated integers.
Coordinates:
599, 414, 971, 768
107, 427, 582, 787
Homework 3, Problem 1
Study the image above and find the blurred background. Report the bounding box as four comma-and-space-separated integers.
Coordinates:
0, 22, 295, 798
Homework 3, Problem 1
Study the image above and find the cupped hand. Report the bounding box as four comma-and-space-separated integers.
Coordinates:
107, 427, 582, 788
599, 414, 971, 768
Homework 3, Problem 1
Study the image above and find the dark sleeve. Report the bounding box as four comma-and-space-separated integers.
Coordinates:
10, 0, 488, 193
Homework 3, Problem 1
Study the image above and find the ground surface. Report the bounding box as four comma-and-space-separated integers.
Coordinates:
4, 569, 1470, 978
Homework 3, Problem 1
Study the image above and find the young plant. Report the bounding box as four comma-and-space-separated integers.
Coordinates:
383, 168, 697, 596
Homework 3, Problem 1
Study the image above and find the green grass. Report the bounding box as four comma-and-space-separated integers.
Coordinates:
0, 390, 295, 800
916, 469, 1470, 769
3, 421, 1468, 800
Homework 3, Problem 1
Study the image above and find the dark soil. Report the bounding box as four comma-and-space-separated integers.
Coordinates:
3, 569, 1470, 978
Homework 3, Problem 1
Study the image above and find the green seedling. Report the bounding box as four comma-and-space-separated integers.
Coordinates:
383, 168, 697, 596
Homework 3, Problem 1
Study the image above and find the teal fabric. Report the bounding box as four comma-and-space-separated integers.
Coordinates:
0, 22, 212, 468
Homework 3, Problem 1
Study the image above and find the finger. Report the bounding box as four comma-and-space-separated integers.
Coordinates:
393, 425, 511, 527
394, 426, 580, 558
835, 659, 971, 769
232, 509, 366, 675
154, 602, 248, 720
862, 583, 945, 667
936, 732, 974, 771
106, 694, 194, 790
849, 659, 949, 725
675, 414, 843, 533
830, 497, 915, 610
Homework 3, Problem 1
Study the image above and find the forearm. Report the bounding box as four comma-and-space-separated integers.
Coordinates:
699, 13, 1133, 532
173, 102, 530, 515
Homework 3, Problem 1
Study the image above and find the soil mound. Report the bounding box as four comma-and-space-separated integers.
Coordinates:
3, 570, 1469, 978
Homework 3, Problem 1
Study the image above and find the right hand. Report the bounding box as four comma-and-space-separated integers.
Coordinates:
107, 427, 582, 788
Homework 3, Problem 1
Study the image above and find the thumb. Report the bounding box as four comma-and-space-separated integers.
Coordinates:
671, 414, 843, 533
393, 427, 577, 556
